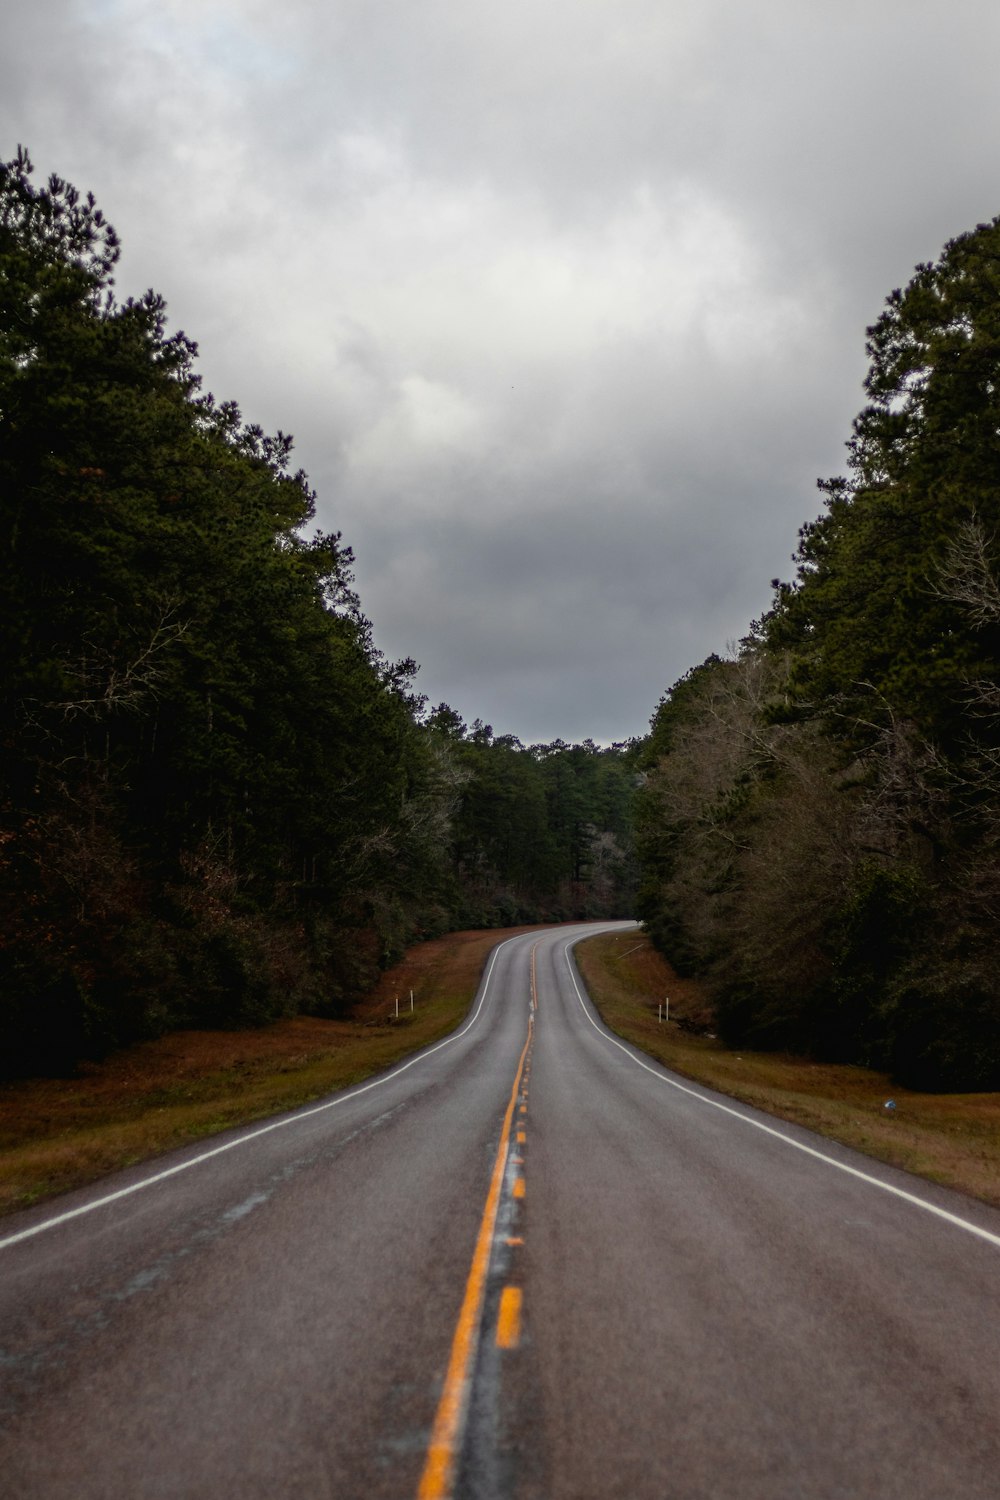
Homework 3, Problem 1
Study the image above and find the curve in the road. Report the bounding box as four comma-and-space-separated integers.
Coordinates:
3, 920, 1000, 1500
0, 930, 527, 1254
561, 937, 1000, 1254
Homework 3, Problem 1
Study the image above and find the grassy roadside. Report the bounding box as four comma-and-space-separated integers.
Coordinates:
575, 931, 1000, 1211
9, 922, 999, 1222
0, 924, 548, 1218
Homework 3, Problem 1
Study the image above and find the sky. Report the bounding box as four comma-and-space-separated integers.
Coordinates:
5, 1, 1000, 745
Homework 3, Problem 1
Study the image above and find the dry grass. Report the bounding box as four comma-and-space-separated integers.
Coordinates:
575, 931, 1000, 1211
11, 924, 999, 1221
0, 924, 550, 1218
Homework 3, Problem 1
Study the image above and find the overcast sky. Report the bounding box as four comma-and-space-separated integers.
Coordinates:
5, 1, 1000, 743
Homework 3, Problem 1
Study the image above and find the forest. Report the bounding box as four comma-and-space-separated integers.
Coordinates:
7, 146, 1000, 1094
635, 212, 1000, 1090
0, 150, 635, 1078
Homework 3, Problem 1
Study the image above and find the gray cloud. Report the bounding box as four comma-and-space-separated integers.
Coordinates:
4, 0, 1000, 741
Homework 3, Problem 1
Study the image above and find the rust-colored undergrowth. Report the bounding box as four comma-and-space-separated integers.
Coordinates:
0, 924, 548, 1217
576, 931, 1000, 1211
8, 923, 1000, 1220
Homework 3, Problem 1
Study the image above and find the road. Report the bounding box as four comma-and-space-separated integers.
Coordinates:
2, 921, 1000, 1498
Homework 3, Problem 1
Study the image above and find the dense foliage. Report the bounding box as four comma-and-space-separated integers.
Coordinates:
0, 151, 635, 1077
425, 707, 636, 929
636, 214, 1000, 1090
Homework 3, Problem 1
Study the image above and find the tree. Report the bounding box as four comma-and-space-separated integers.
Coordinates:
635, 213, 1000, 1087
0, 150, 457, 1069
770, 215, 1000, 742
0, 147, 640, 1077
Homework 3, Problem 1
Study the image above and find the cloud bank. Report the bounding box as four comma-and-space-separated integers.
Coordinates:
5, 0, 1000, 740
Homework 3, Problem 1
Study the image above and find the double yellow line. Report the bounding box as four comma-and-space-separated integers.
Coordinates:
417, 959, 536, 1499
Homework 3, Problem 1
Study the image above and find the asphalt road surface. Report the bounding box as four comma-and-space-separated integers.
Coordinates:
3, 921, 1000, 1499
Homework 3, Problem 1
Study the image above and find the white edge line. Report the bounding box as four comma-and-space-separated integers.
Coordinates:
0, 934, 525, 1253
562, 939, 1000, 1254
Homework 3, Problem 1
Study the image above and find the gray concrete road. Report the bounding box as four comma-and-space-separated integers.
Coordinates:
2, 922, 1000, 1498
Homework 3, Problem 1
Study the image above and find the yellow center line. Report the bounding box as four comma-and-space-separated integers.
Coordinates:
516, 1131, 526, 1144
513, 1177, 526, 1200
496, 1287, 523, 1350
416, 1020, 533, 1500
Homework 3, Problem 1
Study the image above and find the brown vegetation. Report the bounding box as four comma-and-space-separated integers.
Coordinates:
0, 925, 549, 1217
8, 921, 999, 1223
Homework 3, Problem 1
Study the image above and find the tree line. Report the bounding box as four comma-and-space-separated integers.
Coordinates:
0, 150, 635, 1077
635, 211, 1000, 1090
16, 146, 997, 1095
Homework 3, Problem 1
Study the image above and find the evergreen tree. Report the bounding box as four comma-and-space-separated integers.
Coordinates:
638, 213, 1000, 1088
770, 215, 1000, 740
0, 150, 454, 1069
